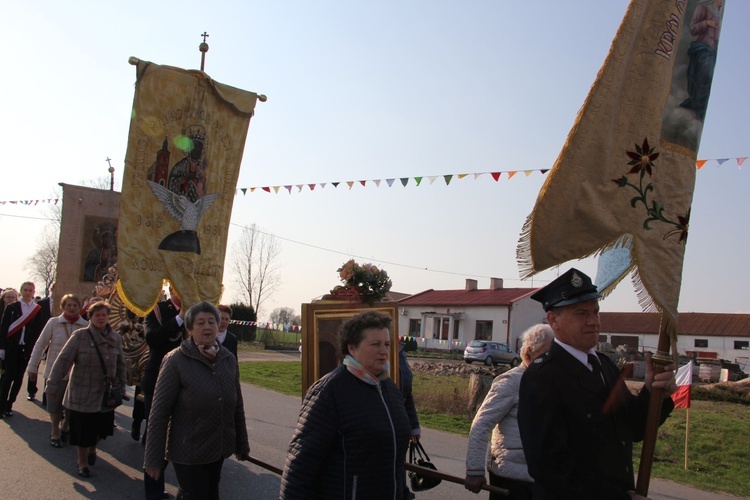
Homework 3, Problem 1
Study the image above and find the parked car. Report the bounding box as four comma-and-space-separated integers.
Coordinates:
464, 340, 521, 367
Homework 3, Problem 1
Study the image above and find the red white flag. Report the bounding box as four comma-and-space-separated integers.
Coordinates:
671, 361, 694, 409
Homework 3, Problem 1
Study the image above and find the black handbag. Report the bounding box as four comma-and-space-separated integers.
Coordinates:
408, 441, 442, 492
87, 330, 123, 408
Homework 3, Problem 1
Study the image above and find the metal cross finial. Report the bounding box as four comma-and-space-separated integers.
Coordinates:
106, 157, 115, 191
199, 32, 210, 71
105, 157, 112, 168
201, 32, 209, 43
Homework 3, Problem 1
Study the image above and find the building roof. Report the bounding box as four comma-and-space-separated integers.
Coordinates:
398, 288, 536, 307
600, 312, 750, 338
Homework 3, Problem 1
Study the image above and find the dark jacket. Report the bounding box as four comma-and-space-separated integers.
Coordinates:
518, 342, 674, 500
0, 300, 47, 351
220, 331, 238, 358
144, 338, 249, 467
398, 345, 419, 433
141, 300, 184, 396
280, 364, 411, 500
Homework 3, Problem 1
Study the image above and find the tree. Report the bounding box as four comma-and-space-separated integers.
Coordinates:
270, 307, 299, 326
230, 224, 282, 319
25, 225, 59, 297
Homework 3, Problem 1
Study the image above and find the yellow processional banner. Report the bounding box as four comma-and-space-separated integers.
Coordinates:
118, 58, 259, 315
518, 0, 724, 339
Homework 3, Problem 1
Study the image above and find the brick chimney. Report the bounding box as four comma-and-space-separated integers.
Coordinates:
465, 278, 478, 291
490, 278, 504, 290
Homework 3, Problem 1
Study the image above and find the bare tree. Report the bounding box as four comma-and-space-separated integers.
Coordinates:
270, 307, 298, 326
230, 224, 282, 318
25, 225, 59, 297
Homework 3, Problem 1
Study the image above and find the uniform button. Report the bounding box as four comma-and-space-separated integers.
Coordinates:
586, 413, 592, 419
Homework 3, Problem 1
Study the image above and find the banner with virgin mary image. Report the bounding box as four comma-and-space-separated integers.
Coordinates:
118, 58, 259, 315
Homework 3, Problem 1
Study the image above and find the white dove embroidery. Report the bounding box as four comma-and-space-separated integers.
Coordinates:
147, 180, 220, 231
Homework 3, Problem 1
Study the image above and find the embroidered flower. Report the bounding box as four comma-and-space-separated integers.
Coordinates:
626, 138, 659, 176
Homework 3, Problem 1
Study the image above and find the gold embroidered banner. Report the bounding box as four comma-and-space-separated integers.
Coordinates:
518, 0, 724, 335
118, 58, 259, 315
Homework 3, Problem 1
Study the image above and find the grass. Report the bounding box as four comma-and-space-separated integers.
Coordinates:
239, 362, 750, 497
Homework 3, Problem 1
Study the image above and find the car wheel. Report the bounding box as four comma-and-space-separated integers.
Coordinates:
510, 357, 520, 367
465, 360, 473, 364
484, 356, 494, 366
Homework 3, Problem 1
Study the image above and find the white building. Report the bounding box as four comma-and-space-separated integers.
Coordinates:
397, 278, 542, 352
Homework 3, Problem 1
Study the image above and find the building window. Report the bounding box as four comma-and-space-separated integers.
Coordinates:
694, 339, 708, 348
453, 320, 460, 340
476, 321, 493, 341
408, 319, 421, 338
433, 317, 450, 340
734, 340, 749, 350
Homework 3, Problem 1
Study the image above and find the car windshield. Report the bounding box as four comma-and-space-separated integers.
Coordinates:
468, 341, 486, 348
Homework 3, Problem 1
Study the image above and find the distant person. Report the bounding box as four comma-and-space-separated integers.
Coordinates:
141, 285, 185, 500
144, 301, 250, 499
280, 310, 411, 499
27, 294, 88, 447
0, 282, 47, 417
27, 294, 53, 401
217, 304, 238, 358
0, 288, 18, 320
464, 324, 553, 499
399, 341, 421, 500
518, 268, 677, 499
46, 299, 126, 478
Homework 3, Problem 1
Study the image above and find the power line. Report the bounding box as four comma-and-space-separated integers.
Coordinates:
229, 222, 548, 285
0, 213, 55, 222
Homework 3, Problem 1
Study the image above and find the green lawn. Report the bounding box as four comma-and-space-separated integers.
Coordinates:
239, 361, 750, 497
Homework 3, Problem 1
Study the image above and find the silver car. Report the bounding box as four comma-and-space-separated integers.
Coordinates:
464, 340, 521, 367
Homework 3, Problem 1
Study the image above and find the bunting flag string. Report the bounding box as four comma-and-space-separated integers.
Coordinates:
229, 319, 301, 332
0, 156, 745, 205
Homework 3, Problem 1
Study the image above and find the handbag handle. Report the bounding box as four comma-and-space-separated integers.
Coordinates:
409, 440, 432, 464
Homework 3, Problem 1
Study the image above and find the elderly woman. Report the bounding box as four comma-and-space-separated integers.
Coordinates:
28, 294, 88, 447
464, 324, 554, 500
280, 310, 411, 499
46, 298, 126, 478
144, 301, 250, 499
0, 288, 18, 318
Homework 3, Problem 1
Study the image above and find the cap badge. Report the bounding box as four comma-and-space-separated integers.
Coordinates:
571, 272, 583, 288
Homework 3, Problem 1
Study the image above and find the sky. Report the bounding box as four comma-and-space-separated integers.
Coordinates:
2, 1, 748, 320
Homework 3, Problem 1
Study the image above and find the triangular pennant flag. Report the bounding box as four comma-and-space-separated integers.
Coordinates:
347, 181, 354, 189
284, 185, 292, 194
308, 184, 316, 191
262, 186, 270, 193
738, 157, 747, 168
540, 169, 549, 174
507, 171, 517, 179
400, 178, 409, 187
273, 186, 281, 194
250, 187, 256, 192
415, 177, 423, 186
386, 178, 395, 187
332, 182, 340, 188
374, 179, 381, 187
474, 173, 482, 180
359, 180, 366, 187
491, 172, 501, 181
444, 175, 453, 185
241, 188, 247, 195
296, 185, 304, 192
457, 173, 469, 179
427, 176, 437, 184
524, 170, 534, 177
696, 160, 707, 169
320, 183, 327, 189
716, 158, 728, 167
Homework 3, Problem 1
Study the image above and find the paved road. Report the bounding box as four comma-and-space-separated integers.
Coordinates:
0, 351, 743, 499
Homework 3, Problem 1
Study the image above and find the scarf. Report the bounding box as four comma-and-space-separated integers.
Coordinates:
194, 338, 220, 362
63, 314, 80, 324
343, 355, 389, 386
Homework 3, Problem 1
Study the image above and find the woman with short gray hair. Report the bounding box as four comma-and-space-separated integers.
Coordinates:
464, 324, 553, 499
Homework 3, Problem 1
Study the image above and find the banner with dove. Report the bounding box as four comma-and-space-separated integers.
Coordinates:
518, 0, 724, 342
117, 58, 259, 315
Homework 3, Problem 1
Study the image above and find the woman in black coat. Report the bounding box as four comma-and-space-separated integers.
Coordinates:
280, 311, 411, 500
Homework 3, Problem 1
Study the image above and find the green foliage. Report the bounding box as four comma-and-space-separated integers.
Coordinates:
238, 361, 300, 396
229, 302, 257, 342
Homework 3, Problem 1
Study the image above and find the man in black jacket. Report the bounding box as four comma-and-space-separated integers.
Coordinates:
141, 286, 185, 500
518, 268, 677, 500
0, 282, 47, 417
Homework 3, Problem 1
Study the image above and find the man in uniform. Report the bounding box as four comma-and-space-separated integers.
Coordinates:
216, 304, 238, 359
518, 268, 676, 499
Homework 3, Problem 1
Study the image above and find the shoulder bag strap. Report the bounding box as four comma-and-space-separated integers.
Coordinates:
86, 329, 108, 378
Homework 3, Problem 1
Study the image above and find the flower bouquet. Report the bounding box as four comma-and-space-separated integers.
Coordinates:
329, 259, 392, 304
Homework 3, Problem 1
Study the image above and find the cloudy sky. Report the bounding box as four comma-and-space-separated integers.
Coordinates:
2, 0, 748, 319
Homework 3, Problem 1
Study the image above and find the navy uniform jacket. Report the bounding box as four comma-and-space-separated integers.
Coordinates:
518, 342, 674, 500
141, 300, 184, 396
0, 301, 48, 352
220, 331, 238, 358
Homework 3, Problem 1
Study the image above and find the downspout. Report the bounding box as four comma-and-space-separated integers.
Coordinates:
506, 303, 512, 345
